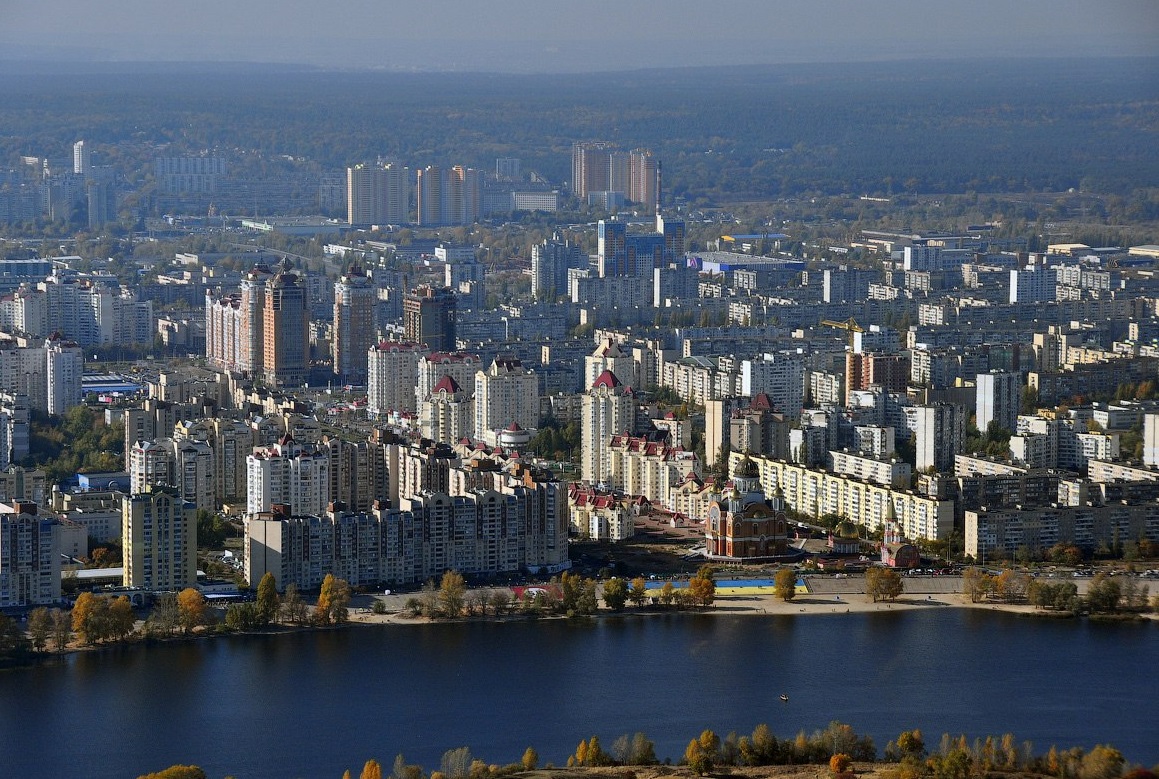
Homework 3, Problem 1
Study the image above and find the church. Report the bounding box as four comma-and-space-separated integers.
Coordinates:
705, 455, 790, 561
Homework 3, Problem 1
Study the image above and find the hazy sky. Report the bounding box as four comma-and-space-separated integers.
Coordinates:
2, 0, 1156, 71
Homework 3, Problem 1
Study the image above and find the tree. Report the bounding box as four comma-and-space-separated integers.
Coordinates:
866, 567, 903, 602
177, 588, 208, 634
521, 747, 538, 771
1085, 573, 1122, 613
51, 608, 72, 651
0, 613, 30, 665
136, 766, 208, 779
360, 759, 383, 779
689, 565, 716, 607
962, 567, 993, 603
107, 596, 136, 641
603, 577, 628, 611
145, 592, 181, 637
685, 730, 720, 775
256, 571, 279, 626
659, 581, 676, 607
27, 607, 51, 651
280, 582, 308, 624
1078, 745, 1124, 779
438, 570, 467, 618
774, 568, 797, 601
315, 574, 352, 624
896, 729, 925, 760
830, 754, 853, 774
440, 747, 472, 778
72, 591, 101, 644
628, 577, 648, 608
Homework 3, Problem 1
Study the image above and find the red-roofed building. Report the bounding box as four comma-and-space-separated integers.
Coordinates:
582, 369, 636, 488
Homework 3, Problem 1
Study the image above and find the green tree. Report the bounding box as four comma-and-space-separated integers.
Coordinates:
866, 567, 903, 602
256, 571, 279, 625
774, 568, 797, 601
0, 613, 31, 665
602, 577, 628, 611
51, 607, 72, 651
1085, 573, 1122, 613
962, 567, 993, 603
27, 607, 51, 651
438, 570, 467, 618
280, 582, 308, 624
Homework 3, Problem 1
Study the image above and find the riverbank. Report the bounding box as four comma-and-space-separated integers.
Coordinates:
347, 580, 1158, 626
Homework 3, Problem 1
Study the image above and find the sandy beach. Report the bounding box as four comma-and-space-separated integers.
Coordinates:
347, 575, 1155, 626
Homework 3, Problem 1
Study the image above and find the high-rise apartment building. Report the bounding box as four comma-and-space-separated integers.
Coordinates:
130, 437, 216, 510
416, 351, 482, 411
403, 285, 457, 351
419, 374, 474, 446
581, 370, 635, 487
597, 217, 685, 278
416, 165, 480, 226
205, 263, 274, 376
473, 356, 539, 445
246, 438, 330, 516
531, 237, 586, 302
0, 502, 60, 607
346, 163, 410, 225
913, 403, 966, 473
572, 143, 659, 210
73, 140, 89, 176
976, 370, 1022, 434
367, 340, 425, 417
332, 264, 376, 380
45, 334, 83, 416
122, 487, 197, 591
261, 264, 310, 387
572, 142, 613, 199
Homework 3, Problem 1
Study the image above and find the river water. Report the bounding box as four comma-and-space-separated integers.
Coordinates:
0, 609, 1155, 779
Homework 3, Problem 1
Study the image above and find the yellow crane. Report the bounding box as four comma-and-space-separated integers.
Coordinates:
820, 317, 864, 348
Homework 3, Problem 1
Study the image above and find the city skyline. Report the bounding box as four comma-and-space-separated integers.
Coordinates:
1, 0, 1156, 72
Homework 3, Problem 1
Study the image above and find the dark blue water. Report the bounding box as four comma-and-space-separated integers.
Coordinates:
1, 610, 1155, 779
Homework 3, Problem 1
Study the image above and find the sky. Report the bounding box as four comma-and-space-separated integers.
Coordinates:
1, 0, 1157, 72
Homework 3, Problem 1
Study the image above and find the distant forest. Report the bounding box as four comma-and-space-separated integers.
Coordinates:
0, 57, 1156, 203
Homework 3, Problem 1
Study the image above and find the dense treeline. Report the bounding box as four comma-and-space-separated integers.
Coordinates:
134, 722, 1157, 779
1, 58, 1156, 204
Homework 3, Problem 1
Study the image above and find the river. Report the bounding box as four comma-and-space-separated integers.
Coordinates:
0, 609, 1155, 779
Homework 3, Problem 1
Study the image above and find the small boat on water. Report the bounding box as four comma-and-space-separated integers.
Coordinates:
779, 693, 789, 702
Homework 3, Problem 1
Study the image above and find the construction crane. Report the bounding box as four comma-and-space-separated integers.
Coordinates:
820, 317, 864, 348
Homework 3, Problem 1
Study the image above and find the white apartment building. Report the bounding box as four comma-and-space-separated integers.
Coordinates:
734, 452, 953, 541
130, 437, 216, 511
246, 439, 330, 516
473, 356, 538, 445
368, 340, 424, 417
741, 352, 805, 417
582, 370, 636, 487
